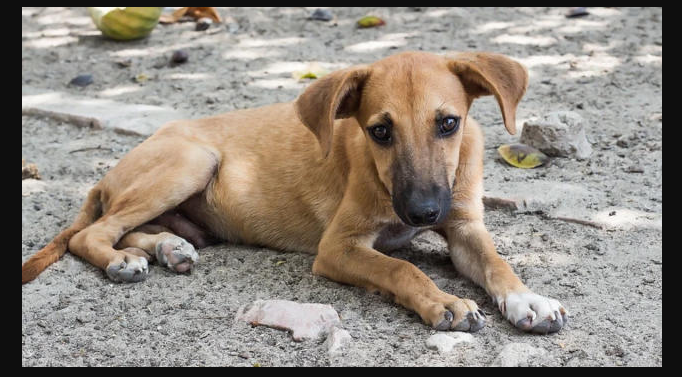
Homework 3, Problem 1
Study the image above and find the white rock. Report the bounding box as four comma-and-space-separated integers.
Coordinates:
22, 179, 47, 197
235, 299, 341, 341
324, 326, 352, 354
491, 342, 547, 367
425, 332, 474, 354
22, 86, 188, 137
520, 111, 592, 159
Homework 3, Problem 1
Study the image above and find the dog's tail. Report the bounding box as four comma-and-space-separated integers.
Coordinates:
22, 187, 102, 284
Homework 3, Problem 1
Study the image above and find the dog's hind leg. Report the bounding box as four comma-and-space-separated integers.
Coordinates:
67, 138, 219, 283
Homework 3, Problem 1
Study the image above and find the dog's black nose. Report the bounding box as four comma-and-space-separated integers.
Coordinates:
407, 204, 440, 226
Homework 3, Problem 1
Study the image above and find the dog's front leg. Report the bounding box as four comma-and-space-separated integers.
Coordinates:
313, 209, 485, 332
443, 219, 568, 334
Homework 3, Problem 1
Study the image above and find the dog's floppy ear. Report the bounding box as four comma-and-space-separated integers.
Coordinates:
295, 65, 371, 157
447, 52, 528, 135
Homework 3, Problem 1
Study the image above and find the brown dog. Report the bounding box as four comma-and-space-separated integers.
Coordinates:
22, 51, 568, 334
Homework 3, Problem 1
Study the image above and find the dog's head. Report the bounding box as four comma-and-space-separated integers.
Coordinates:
295, 51, 528, 227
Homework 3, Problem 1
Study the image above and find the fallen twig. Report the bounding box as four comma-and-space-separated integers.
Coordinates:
68, 145, 114, 154
187, 316, 232, 320
542, 214, 605, 230
22, 107, 101, 129
482, 196, 519, 211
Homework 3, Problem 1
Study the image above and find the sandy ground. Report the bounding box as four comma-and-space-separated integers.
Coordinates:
22, 7, 662, 366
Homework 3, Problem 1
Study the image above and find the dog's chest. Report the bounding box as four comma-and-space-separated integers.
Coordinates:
373, 222, 421, 252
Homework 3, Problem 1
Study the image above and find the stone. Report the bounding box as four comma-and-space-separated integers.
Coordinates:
425, 332, 473, 354
171, 50, 189, 64
309, 9, 333, 21
324, 326, 352, 354
491, 342, 546, 367
69, 74, 93, 87
520, 111, 593, 159
22, 86, 188, 136
22, 179, 47, 197
235, 300, 341, 341
485, 180, 601, 215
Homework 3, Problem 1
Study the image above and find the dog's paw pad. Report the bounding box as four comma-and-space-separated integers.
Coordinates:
155, 236, 199, 273
106, 255, 149, 283
499, 292, 568, 334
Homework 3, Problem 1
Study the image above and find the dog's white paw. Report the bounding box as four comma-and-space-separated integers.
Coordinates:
496, 292, 568, 334
155, 236, 198, 273
106, 255, 149, 283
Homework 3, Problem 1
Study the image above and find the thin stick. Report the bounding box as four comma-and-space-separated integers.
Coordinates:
68, 145, 114, 154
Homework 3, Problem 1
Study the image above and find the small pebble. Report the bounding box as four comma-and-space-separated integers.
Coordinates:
195, 17, 212, 31
171, 50, 189, 65
153, 58, 167, 69
566, 7, 589, 18
69, 74, 93, 87
309, 9, 333, 21
115, 59, 132, 68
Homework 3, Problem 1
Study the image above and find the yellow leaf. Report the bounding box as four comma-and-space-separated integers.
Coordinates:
357, 16, 386, 28
292, 63, 329, 81
88, 7, 163, 40
134, 73, 149, 83
275, 260, 286, 266
497, 143, 548, 169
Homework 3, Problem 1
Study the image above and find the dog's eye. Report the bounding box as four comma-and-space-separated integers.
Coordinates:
368, 124, 391, 144
439, 116, 460, 136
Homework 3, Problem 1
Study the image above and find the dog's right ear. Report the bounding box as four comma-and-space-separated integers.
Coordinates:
295, 66, 371, 158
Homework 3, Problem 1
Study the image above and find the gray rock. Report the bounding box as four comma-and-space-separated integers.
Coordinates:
520, 111, 592, 159
309, 9, 333, 21
425, 332, 473, 354
69, 74, 93, 87
324, 326, 352, 354
491, 342, 546, 367
235, 299, 341, 341
22, 86, 188, 136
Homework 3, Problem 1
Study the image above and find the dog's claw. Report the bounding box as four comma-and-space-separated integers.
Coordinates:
435, 310, 454, 330
453, 310, 486, 332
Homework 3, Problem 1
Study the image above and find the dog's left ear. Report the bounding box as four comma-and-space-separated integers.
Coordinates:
295, 66, 371, 158
447, 52, 528, 135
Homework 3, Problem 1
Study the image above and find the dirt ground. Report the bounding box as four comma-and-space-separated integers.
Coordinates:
21, 7, 662, 366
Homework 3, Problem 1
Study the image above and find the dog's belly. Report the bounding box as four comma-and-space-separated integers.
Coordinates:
373, 222, 422, 252
177, 180, 328, 254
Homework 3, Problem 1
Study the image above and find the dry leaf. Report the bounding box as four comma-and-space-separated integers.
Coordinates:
498, 143, 548, 169
160, 7, 221, 24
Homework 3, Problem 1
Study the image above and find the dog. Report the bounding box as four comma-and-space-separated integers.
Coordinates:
22, 51, 568, 334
